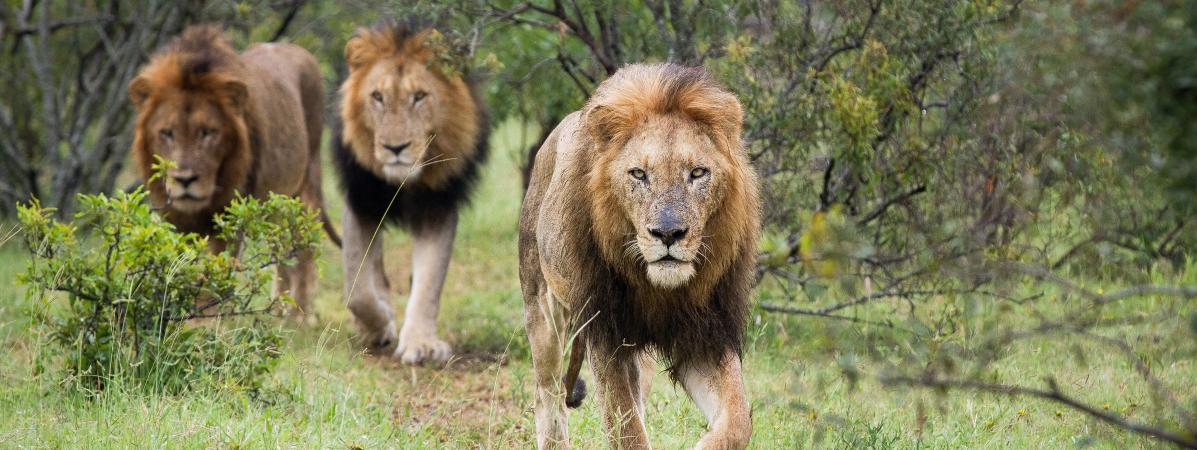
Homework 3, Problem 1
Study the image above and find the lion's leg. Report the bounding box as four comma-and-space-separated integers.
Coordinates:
680, 351, 751, 450
589, 344, 651, 450
637, 352, 656, 414
273, 264, 291, 307
272, 247, 316, 323
527, 288, 570, 449
290, 249, 318, 322
394, 210, 456, 364
342, 207, 397, 352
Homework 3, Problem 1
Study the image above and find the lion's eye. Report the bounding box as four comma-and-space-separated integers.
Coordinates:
690, 167, 709, 179
199, 128, 216, 138
159, 128, 173, 140
371, 91, 383, 103
629, 168, 647, 181
413, 90, 428, 103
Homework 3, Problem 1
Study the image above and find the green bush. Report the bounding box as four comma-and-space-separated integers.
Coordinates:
17, 189, 320, 394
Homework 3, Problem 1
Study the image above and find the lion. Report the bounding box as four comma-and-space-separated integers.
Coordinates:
128, 25, 335, 318
332, 20, 489, 364
519, 63, 760, 449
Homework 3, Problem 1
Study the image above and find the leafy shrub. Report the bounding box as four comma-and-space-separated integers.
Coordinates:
17, 189, 320, 394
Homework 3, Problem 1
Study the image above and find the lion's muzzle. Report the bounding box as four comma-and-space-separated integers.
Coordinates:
375, 138, 429, 182
165, 168, 214, 212
639, 196, 703, 288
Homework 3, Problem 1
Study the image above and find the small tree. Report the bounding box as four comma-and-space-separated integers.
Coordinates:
17, 187, 320, 394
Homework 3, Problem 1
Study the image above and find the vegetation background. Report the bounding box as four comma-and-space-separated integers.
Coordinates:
1, 0, 1196, 448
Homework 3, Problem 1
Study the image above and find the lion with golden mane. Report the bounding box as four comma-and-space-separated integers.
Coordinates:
333, 20, 488, 364
128, 25, 332, 318
519, 63, 760, 449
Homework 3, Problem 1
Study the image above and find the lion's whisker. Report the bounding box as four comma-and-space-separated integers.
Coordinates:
696, 241, 713, 265
622, 239, 643, 261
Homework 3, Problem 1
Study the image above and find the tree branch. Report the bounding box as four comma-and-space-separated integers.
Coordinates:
268, 0, 306, 42
857, 185, 927, 225
883, 375, 1197, 449
5, 14, 114, 39
761, 288, 953, 317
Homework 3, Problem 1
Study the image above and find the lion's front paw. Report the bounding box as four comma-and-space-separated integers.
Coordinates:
395, 333, 452, 365
357, 321, 398, 356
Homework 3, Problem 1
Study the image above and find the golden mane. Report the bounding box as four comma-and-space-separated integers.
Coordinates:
584, 63, 760, 300
339, 22, 482, 189
128, 24, 254, 232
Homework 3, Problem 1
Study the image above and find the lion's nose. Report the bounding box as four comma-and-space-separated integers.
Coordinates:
383, 142, 411, 155
173, 174, 199, 188
648, 226, 688, 247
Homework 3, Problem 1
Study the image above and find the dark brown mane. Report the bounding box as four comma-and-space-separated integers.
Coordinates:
151, 24, 244, 93
376, 17, 433, 50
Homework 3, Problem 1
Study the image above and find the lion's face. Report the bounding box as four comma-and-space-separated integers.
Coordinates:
137, 91, 243, 213
352, 59, 446, 183
604, 116, 729, 289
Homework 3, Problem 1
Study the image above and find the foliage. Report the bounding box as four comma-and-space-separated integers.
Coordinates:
994, 1, 1196, 268
1062, 0, 1197, 212
16, 189, 320, 394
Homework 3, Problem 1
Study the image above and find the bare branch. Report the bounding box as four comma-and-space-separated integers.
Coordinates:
4, 14, 114, 38
269, 0, 306, 42
761, 288, 953, 317
857, 185, 927, 226
1005, 262, 1197, 306
883, 375, 1197, 449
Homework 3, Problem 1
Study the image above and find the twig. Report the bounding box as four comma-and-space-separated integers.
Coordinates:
857, 185, 927, 225
269, 0, 306, 42
6, 14, 114, 38
762, 288, 953, 317
1082, 332, 1197, 433
883, 375, 1197, 449
1050, 234, 1102, 270
1005, 262, 1197, 305
758, 302, 911, 331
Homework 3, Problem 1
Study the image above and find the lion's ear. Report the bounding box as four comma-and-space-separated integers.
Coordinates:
128, 76, 152, 109
220, 80, 248, 113
344, 32, 375, 71
409, 29, 439, 62
688, 92, 743, 151
583, 104, 622, 148
715, 96, 743, 145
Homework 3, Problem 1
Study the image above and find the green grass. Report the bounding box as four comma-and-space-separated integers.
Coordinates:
0, 120, 1193, 448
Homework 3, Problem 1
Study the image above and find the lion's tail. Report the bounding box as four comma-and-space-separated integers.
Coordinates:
563, 337, 587, 408
320, 209, 342, 248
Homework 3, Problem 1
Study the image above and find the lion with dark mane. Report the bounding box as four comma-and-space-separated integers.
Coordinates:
519, 63, 760, 449
332, 20, 489, 364
128, 25, 332, 318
